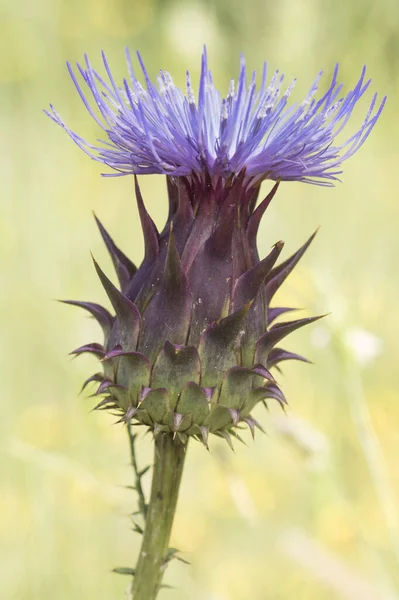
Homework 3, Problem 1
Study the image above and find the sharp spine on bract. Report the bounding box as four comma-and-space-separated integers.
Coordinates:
94, 213, 137, 292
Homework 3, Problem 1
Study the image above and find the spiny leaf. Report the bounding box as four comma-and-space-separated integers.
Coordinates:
243, 417, 256, 439
134, 175, 159, 261
60, 300, 113, 339
160, 584, 175, 590
205, 405, 232, 431
232, 241, 284, 309
151, 342, 201, 410
94, 214, 137, 292
247, 182, 280, 259
267, 347, 312, 368
93, 258, 138, 321
168, 411, 192, 433
92, 396, 117, 411
176, 382, 210, 425
92, 257, 141, 351
138, 227, 191, 361
139, 388, 170, 424
256, 315, 324, 362
123, 405, 139, 422
229, 427, 247, 445
242, 416, 265, 439
80, 373, 104, 393
138, 465, 151, 477
70, 343, 105, 358
112, 567, 135, 576
217, 429, 235, 451
115, 352, 151, 406
199, 302, 252, 387
218, 366, 261, 411
264, 230, 318, 304
131, 520, 144, 535
166, 548, 191, 565
252, 364, 276, 381
200, 426, 209, 448
171, 177, 195, 248
95, 379, 116, 395
187, 201, 236, 340
226, 408, 240, 426
267, 306, 297, 326
262, 383, 287, 407
102, 346, 123, 360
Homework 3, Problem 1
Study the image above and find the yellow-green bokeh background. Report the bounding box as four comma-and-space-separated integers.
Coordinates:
2, 0, 399, 598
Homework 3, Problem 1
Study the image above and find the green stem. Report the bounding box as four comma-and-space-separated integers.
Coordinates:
131, 433, 187, 600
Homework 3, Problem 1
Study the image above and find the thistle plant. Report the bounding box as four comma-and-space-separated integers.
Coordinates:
47, 48, 384, 599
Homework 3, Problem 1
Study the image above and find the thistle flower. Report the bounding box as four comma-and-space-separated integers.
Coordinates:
48, 48, 385, 599
48, 49, 385, 447
47, 47, 384, 185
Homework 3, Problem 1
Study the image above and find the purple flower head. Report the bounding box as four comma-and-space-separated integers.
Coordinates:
55, 48, 386, 447
47, 47, 385, 186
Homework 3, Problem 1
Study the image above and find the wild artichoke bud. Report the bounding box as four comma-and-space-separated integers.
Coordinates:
49, 48, 385, 447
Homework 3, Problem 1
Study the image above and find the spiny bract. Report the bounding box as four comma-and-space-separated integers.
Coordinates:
66, 174, 320, 447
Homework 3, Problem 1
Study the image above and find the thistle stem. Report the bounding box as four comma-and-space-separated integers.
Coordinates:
131, 433, 187, 600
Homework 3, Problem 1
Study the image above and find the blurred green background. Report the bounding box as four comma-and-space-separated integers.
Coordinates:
2, 0, 399, 598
